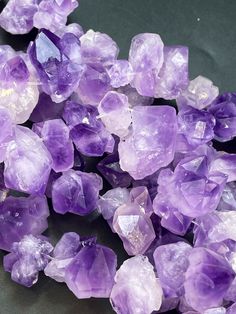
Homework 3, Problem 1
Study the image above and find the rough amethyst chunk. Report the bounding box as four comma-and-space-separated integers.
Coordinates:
129, 186, 153, 214
0, 195, 49, 251
210, 153, 236, 182
4, 235, 53, 287
118, 105, 177, 180
52, 169, 102, 216
110, 255, 163, 313
107, 60, 134, 88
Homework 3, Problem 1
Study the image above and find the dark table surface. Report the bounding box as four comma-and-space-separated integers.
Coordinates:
0, 0, 236, 313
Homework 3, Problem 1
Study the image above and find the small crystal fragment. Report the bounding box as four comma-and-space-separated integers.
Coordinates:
107, 60, 134, 88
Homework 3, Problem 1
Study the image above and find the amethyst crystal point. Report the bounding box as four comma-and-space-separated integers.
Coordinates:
65, 243, 117, 298
177, 76, 219, 110
118, 105, 177, 180
184, 247, 235, 312
33, 119, 74, 172
30, 93, 65, 123
210, 153, 236, 182
178, 106, 216, 147
0, 0, 38, 34
155, 46, 189, 99
107, 60, 134, 88
97, 153, 132, 188
129, 186, 153, 214
4, 234, 53, 287
218, 182, 236, 211
64, 101, 115, 156
1, 56, 29, 85
76, 63, 111, 106
98, 91, 132, 138
28, 29, 84, 102
110, 255, 163, 314
113, 202, 155, 255
52, 169, 102, 215
4, 126, 52, 194
0, 195, 49, 251
208, 92, 236, 142
80, 29, 119, 65
153, 242, 192, 297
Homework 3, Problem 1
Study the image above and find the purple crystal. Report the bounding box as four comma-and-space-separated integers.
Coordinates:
30, 93, 65, 123
107, 60, 134, 88
227, 303, 236, 314
184, 247, 234, 312
218, 182, 236, 211
0, 56, 29, 85
117, 84, 153, 107
80, 29, 119, 65
210, 153, 236, 182
4, 234, 53, 287
208, 92, 236, 142
4, 126, 52, 194
110, 255, 163, 313
153, 242, 192, 297
177, 76, 219, 110
65, 242, 117, 298
155, 46, 189, 99
97, 152, 132, 188
63, 101, 115, 156
55, 23, 84, 38
28, 29, 84, 102
0, 0, 38, 34
178, 106, 216, 147
52, 169, 102, 216
129, 186, 153, 214
33, 119, 74, 172
113, 202, 155, 255
118, 105, 177, 180
0, 195, 49, 251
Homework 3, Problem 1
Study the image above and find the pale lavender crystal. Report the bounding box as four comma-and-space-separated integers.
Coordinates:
76, 63, 111, 106
4, 235, 53, 287
155, 46, 189, 99
117, 85, 153, 107
4, 126, 52, 194
0, 107, 14, 163
113, 202, 155, 255
63, 101, 115, 156
107, 60, 134, 88
28, 29, 84, 103
218, 182, 236, 211
227, 303, 236, 314
118, 105, 177, 180
210, 153, 236, 182
65, 243, 117, 298
153, 242, 192, 297
0, 0, 38, 34
178, 106, 216, 147
98, 91, 132, 138
52, 169, 102, 215
129, 186, 153, 214
110, 255, 163, 314
177, 76, 219, 110
55, 23, 84, 38
0, 195, 49, 251
184, 247, 234, 312
33, 119, 74, 173
208, 92, 236, 142
80, 29, 119, 65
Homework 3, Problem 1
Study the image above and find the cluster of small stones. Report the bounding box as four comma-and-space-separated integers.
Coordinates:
0, 1, 236, 314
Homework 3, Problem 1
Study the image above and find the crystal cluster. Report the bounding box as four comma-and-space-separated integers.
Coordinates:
0, 1, 236, 314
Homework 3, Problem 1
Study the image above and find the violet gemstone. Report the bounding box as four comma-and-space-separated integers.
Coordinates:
0, 55, 29, 85
55, 23, 84, 38
4, 126, 52, 195
178, 106, 216, 147
28, 29, 84, 102
52, 169, 102, 215
113, 202, 155, 255
97, 152, 132, 188
153, 242, 192, 297
0, 195, 49, 251
110, 255, 163, 314
107, 60, 134, 88
129, 186, 153, 214
30, 93, 65, 123
4, 235, 53, 287
177, 76, 219, 110
227, 304, 236, 314
184, 247, 235, 312
208, 92, 236, 142
210, 153, 236, 182
80, 29, 119, 65
0, 0, 38, 34
117, 84, 154, 107
218, 182, 236, 211
155, 46, 189, 99
118, 105, 177, 180
33, 119, 74, 173
65, 243, 117, 298
0, 107, 14, 162
63, 101, 115, 156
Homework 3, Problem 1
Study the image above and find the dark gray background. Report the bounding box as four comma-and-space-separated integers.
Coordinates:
0, 0, 236, 313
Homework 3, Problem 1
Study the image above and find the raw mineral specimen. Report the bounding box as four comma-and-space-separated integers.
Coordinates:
107, 60, 134, 88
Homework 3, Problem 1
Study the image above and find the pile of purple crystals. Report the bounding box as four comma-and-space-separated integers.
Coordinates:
0, 1, 236, 313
